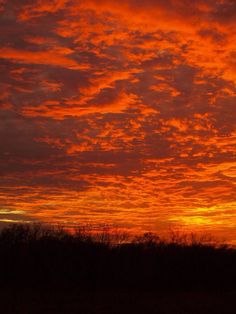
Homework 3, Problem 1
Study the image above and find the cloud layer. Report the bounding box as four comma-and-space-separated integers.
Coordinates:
0, 0, 236, 243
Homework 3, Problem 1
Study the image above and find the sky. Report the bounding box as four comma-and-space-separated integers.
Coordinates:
0, 0, 236, 244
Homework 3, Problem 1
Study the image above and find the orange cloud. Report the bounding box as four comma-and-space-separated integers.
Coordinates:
0, 0, 235, 245
0, 47, 89, 69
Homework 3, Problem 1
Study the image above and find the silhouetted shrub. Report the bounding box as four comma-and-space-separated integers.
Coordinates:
0, 223, 235, 292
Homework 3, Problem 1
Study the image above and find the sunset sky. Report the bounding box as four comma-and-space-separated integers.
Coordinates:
0, 0, 236, 244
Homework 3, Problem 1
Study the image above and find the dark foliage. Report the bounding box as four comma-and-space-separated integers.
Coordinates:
0, 224, 235, 292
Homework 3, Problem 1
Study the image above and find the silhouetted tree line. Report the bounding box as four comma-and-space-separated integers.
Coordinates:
0, 223, 235, 292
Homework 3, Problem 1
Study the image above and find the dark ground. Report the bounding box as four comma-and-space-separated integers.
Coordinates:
1, 289, 235, 314
0, 224, 235, 314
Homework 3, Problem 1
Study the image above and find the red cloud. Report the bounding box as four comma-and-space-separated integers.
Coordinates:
0, 0, 235, 244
